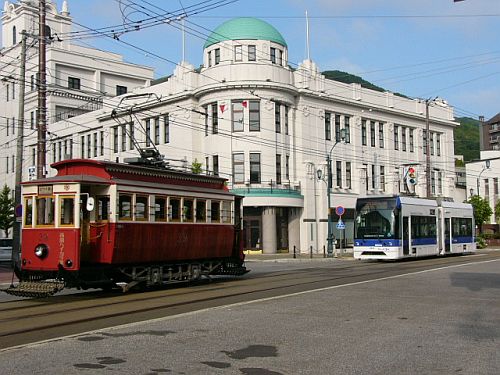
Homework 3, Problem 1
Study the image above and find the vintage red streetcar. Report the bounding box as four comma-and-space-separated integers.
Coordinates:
7, 158, 247, 297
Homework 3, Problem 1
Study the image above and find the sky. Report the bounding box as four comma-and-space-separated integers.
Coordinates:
7, 0, 500, 119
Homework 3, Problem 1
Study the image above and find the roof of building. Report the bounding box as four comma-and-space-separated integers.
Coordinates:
486, 112, 500, 125
204, 17, 287, 49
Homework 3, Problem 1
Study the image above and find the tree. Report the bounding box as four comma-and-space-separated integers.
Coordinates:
467, 195, 493, 233
191, 158, 203, 174
0, 184, 15, 237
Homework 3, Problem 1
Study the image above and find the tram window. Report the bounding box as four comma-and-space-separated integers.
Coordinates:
169, 197, 181, 221
118, 194, 132, 220
183, 199, 194, 222
211, 201, 221, 223
154, 196, 167, 221
221, 201, 232, 223
97, 196, 109, 221
24, 197, 33, 226
135, 195, 149, 221
60, 196, 75, 226
36, 197, 55, 226
452, 218, 473, 237
196, 200, 206, 222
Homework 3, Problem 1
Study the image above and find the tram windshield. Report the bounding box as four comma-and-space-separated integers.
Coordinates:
355, 198, 399, 240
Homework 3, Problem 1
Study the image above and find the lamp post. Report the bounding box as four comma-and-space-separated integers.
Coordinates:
476, 160, 490, 196
318, 129, 346, 258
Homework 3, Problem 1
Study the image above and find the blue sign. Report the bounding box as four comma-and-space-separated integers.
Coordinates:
335, 206, 345, 216
336, 219, 345, 230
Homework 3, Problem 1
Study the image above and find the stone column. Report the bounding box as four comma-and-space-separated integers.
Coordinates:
262, 207, 277, 254
288, 208, 301, 254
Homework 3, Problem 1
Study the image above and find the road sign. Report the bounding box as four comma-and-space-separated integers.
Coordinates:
336, 219, 345, 230
335, 206, 345, 216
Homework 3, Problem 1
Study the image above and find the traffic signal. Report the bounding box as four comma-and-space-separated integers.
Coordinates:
406, 166, 417, 185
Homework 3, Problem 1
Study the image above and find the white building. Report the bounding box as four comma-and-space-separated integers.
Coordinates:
1, 0, 154, 185
3, 14, 462, 253
466, 150, 500, 224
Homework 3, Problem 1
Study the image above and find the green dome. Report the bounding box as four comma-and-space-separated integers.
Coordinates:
204, 18, 287, 49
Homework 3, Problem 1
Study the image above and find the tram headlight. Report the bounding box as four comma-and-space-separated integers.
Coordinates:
34, 244, 49, 259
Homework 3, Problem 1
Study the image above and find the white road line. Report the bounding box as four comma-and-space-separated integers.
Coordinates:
1, 258, 499, 353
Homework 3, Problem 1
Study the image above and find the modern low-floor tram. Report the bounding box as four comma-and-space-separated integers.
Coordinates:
353, 195, 476, 260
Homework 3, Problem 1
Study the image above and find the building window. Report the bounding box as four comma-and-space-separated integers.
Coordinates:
116, 85, 127, 96
335, 114, 341, 143
250, 153, 261, 183
485, 178, 490, 201
394, 125, 399, 150
212, 103, 218, 134
145, 119, 151, 147
270, 47, 276, 64
437, 171, 443, 195
370, 121, 376, 147
164, 114, 169, 143
68, 77, 81, 90
380, 165, 385, 192
379, 122, 384, 148
430, 132, 435, 155
275, 103, 281, 133
12, 82, 15, 100
93, 133, 98, 157
6, 118, 9, 136
121, 125, 127, 151
249, 100, 260, 131
86, 134, 91, 158
436, 133, 441, 156
361, 120, 367, 146
128, 123, 134, 150
276, 49, 283, 66
12, 26, 17, 45
213, 155, 219, 176
233, 153, 244, 184
113, 127, 118, 153
11, 116, 15, 135
401, 127, 407, 152
154, 117, 160, 145
344, 116, 350, 143
371, 165, 376, 190
276, 154, 282, 185
346, 162, 352, 189
30, 111, 35, 129
423, 130, 427, 155
248, 45, 256, 61
325, 112, 331, 141
207, 51, 212, 67
336, 161, 342, 188
214, 48, 220, 65
409, 128, 414, 152
284, 105, 289, 135
232, 101, 244, 132
431, 170, 436, 195
234, 45, 242, 61
81, 135, 85, 158
204, 106, 209, 136
100, 131, 105, 156
30, 75, 35, 91
285, 155, 290, 180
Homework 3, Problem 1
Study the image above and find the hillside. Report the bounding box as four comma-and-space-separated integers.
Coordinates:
322, 70, 479, 162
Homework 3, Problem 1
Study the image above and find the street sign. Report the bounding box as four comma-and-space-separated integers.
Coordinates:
335, 206, 345, 217
336, 218, 345, 230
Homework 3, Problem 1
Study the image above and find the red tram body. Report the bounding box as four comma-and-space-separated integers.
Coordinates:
12, 159, 247, 297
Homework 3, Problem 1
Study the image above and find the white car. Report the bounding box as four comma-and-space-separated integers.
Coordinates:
0, 238, 13, 262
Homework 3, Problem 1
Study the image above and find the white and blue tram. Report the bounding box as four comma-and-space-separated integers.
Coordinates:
353, 196, 476, 260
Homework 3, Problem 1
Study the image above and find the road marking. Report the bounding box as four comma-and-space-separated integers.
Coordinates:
1, 258, 499, 353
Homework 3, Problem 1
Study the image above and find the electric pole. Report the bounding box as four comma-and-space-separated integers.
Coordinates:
425, 99, 431, 198
37, 0, 47, 179
12, 30, 28, 265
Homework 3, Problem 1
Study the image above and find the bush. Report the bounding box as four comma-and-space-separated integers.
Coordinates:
476, 235, 487, 249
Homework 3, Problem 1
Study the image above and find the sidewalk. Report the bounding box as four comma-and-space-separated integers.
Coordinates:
244, 250, 354, 262
0, 263, 17, 285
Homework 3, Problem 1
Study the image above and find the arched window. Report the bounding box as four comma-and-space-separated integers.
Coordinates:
12, 26, 17, 45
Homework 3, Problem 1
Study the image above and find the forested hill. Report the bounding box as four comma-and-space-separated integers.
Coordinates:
322, 70, 480, 162
454, 117, 480, 162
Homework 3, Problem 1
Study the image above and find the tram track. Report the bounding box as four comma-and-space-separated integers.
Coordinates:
1, 252, 497, 350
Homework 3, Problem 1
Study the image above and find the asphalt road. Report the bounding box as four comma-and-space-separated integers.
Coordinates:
0, 253, 499, 374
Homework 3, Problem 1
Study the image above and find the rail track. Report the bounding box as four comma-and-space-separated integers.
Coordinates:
1, 252, 497, 351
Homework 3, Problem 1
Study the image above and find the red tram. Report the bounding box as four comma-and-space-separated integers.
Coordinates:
8, 159, 247, 297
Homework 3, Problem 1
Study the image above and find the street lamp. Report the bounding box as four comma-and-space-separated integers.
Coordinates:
318, 128, 346, 258
476, 160, 490, 196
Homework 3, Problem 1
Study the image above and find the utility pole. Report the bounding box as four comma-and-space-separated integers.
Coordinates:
425, 100, 431, 198
37, 0, 47, 179
12, 30, 28, 265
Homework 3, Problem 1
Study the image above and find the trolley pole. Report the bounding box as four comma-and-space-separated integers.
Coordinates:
12, 30, 28, 265
37, 0, 47, 179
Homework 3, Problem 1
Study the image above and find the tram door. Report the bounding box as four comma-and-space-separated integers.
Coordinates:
402, 216, 410, 255
80, 188, 91, 250
444, 218, 451, 253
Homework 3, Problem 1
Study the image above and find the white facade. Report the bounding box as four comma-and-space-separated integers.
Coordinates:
466, 150, 500, 224
0, 0, 154, 187
2, 13, 462, 253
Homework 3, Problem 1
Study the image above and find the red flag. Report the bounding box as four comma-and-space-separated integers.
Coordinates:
219, 104, 226, 113
242, 101, 248, 108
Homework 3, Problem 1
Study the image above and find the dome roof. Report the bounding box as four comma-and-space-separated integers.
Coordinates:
204, 17, 287, 49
